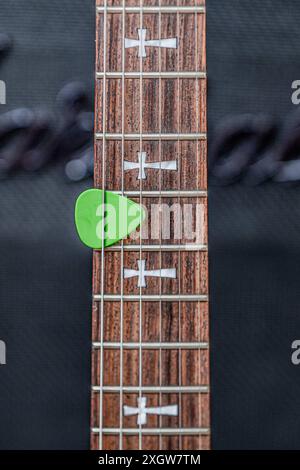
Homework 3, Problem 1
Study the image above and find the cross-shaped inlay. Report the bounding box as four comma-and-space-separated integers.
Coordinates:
125, 28, 177, 58
124, 152, 177, 180
123, 397, 178, 425
124, 259, 176, 288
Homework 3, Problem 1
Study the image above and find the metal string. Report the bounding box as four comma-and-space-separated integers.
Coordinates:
119, 0, 126, 450
158, 0, 163, 450
99, 0, 108, 450
194, 1, 202, 450
176, 0, 182, 450
138, 0, 144, 451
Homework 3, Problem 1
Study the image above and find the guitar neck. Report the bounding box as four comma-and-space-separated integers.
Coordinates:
91, 0, 209, 450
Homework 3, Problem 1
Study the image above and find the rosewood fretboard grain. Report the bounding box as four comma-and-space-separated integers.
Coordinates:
91, 0, 209, 450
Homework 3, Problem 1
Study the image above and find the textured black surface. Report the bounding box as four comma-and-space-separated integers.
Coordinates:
0, 0, 94, 449
1, 0, 300, 450
207, 0, 300, 449
207, 0, 298, 124
209, 185, 300, 449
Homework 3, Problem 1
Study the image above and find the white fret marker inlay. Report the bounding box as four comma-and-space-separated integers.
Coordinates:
123, 397, 178, 425
124, 152, 177, 180
124, 28, 177, 58
124, 259, 176, 288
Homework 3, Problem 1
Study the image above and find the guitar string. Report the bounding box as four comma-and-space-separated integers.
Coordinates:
195, 1, 202, 449
99, 0, 108, 450
139, 0, 143, 451
119, 0, 126, 450
176, 0, 182, 450
158, 0, 163, 450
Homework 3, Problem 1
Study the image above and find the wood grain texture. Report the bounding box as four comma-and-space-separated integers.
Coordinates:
95, 78, 206, 133
95, 139, 207, 190
92, 0, 209, 450
96, 12, 205, 72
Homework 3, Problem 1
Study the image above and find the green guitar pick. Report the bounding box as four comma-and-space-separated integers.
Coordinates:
75, 189, 145, 249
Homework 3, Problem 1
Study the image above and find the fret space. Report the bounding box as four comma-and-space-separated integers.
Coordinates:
95, 140, 207, 191
93, 250, 208, 295
91, 196, 207, 246
91, 391, 209, 429
92, 301, 208, 343
92, 348, 209, 387
91, 433, 210, 451
96, 10, 205, 73
95, 78, 206, 134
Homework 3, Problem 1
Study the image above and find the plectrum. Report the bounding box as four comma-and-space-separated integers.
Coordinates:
75, 188, 145, 249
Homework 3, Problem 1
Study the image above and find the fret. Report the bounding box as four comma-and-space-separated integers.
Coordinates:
105, 244, 207, 251
96, 6, 206, 14
95, 0, 205, 4
96, 71, 206, 78
110, 191, 207, 197
94, 294, 208, 301
93, 342, 209, 349
92, 428, 210, 435
92, 0, 209, 451
95, 133, 206, 140
93, 386, 209, 393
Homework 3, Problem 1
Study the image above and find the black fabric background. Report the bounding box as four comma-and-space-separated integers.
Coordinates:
0, 0, 300, 449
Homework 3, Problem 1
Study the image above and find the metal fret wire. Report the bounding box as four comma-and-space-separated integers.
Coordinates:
96, 6, 205, 13
96, 71, 206, 78
139, 0, 143, 451
119, 0, 126, 450
96, 341, 208, 349
105, 243, 207, 252
95, 132, 206, 140
95, 294, 208, 301
195, 1, 202, 449
99, 0, 107, 451
109, 190, 207, 197
94, 427, 209, 435
95, 385, 209, 393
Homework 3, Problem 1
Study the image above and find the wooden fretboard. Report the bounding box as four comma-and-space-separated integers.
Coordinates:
91, 0, 209, 450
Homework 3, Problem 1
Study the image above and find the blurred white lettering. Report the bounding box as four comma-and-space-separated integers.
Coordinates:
0, 340, 6, 365
291, 339, 300, 365
0, 80, 6, 104
291, 80, 300, 104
